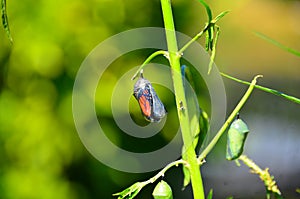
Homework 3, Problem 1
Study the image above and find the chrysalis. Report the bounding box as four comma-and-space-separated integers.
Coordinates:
152, 180, 173, 199
226, 116, 249, 160
133, 73, 167, 122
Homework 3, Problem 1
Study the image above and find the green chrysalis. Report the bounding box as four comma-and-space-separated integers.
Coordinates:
226, 117, 249, 160
152, 180, 173, 199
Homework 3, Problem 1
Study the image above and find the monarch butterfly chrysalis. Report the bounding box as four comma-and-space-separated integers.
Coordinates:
133, 73, 167, 122
152, 180, 173, 199
226, 115, 249, 160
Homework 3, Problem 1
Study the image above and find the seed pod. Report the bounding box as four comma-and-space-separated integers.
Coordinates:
226, 118, 249, 160
152, 180, 173, 199
133, 74, 167, 122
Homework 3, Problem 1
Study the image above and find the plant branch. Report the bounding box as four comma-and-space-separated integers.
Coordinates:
178, 24, 208, 54
255, 32, 300, 57
113, 159, 187, 199
221, 72, 300, 105
239, 155, 282, 197
198, 75, 262, 162
131, 50, 168, 80
147, 159, 188, 184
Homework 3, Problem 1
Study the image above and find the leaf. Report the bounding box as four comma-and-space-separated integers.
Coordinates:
181, 65, 210, 149
207, 26, 219, 74
180, 65, 210, 189
205, 26, 210, 51
181, 65, 200, 148
206, 10, 230, 74
197, 0, 212, 22
211, 11, 230, 24
206, 189, 213, 199
113, 182, 145, 199
180, 65, 193, 189
204, 10, 229, 74
197, 109, 209, 148
205, 26, 214, 51
255, 32, 300, 57
1, 0, 12, 43
181, 146, 191, 189
191, 114, 200, 148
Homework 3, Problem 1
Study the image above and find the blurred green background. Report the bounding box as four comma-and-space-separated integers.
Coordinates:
0, 0, 300, 198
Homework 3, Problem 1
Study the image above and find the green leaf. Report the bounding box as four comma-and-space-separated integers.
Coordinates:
181, 65, 210, 149
181, 65, 201, 148
205, 26, 214, 51
191, 114, 200, 148
207, 26, 219, 74
211, 11, 230, 24
255, 32, 300, 57
1, 0, 12, 43
197, 0, 212, 22
181, 65, 210, 189
180, 68, 195, 187
206, 189, 213, 199
181, 146, 191, 189
226, 197, 234, 199
205, 25, 210, 51
198, 109, 209, 148
204, 10, 229, 74
113, 182, 145, 199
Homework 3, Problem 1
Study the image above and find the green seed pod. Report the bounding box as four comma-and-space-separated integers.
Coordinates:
226, 118, 249, 160
152, 180, 173, 199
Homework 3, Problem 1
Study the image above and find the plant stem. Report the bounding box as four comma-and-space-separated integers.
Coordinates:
239, 155, 282, 197
198, 75, 262, 161
113, 159, 187, 198
255, 32, 300, 57
146, 159, 187, 184
221, 72, 300, 105
178, 25, 208, 54
131, 50, 168, 80
160, 0, 205, 198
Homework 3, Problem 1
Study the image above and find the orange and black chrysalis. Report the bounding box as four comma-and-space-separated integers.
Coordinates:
133, 73, 167, 122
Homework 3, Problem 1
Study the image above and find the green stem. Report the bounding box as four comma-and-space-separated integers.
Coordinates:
131, 50, 168, 80
221, 72, 300, 105
255, 32, 300, 57
198, 75, 262, 161
160, 0, 204, 198
178, 24, 208, 54
146, 159, 187, 184
113, 159, 187, 198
